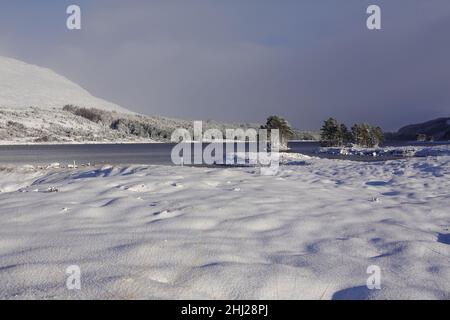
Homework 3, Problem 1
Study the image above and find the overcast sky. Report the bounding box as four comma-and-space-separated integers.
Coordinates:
0, 0, 449, 130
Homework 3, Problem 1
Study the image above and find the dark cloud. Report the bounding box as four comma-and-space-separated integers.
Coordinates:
0, 0, 449, 130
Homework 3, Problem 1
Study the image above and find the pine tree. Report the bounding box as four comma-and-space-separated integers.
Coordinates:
351, 124, 364, 146
261, 115, 294, 148
321, 118, 384, 148
320, 118, 340, 146
351, 123, 384, 147
339, 123, 352, 146
370, 126, 384, 147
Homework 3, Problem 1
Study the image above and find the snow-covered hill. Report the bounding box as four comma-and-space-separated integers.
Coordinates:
0, 55, 130, 113
0, 55, 312, 144
395, 117, 450, 141
0, 106, 154, 144
0, 55, 161, 143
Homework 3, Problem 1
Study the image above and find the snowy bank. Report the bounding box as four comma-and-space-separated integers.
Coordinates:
0, 154, 449, 299
318, 144, 450, 158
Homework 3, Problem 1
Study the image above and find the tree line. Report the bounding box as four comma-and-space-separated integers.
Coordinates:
61, 105, 384, 149
260, 116, 385, 148
320, 117, 384, 148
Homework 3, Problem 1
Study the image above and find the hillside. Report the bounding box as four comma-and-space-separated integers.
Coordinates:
0, 106, 262, 144
0, 55, 130, 113
0, 105, 317, 144
0, 55, 315, 144
390, 117, 450, 141
0, 106, 138, 144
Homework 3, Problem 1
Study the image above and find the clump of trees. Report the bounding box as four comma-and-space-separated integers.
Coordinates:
63, 104, 112, 124
320, 117, 384, 148
261, 115, 294, 148
63, 105, 187, 141
416, 133, 434, 142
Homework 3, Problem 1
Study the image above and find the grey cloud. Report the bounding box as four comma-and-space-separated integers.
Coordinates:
1, 0, 450, 130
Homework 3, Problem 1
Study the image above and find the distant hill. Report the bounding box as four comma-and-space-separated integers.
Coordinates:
388, 117, 450, 141
0, 105, 317, 144
0, 55, 130, 113
0, 55, 316, 144
0, 105, 258, 144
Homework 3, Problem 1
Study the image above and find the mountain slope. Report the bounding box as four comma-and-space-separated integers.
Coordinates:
0, 106, 144, 144
394, 117, 450, 141
0, 55, 130, 113
0, 55, 313, 144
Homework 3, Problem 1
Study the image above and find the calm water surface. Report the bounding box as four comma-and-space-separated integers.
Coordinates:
0, 141, 448, 166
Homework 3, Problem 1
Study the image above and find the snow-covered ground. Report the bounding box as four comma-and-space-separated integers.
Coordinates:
0, 147, 449, 300
319, 145, 450, 158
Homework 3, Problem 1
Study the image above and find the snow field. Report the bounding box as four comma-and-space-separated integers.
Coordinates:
0, 151, 449, 299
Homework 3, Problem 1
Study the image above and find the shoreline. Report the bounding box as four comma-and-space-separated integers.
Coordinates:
0, 140, 313, 147
0, 140, 165, 146
1, 139, 449, 147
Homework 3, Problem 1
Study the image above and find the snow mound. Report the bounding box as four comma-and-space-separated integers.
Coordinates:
0, 154, 449, 299
415, 146, 450, 157
0, 55, 130, 113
